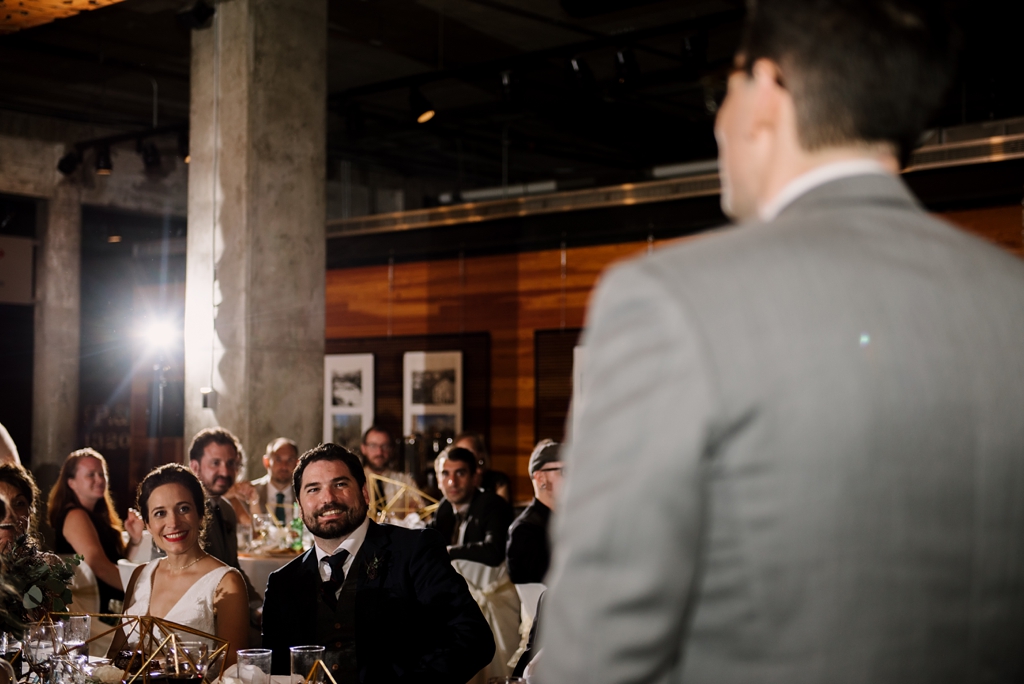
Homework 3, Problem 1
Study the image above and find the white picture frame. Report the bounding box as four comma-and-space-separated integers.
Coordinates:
323, 353, 374, 452
403, 351, 462, 436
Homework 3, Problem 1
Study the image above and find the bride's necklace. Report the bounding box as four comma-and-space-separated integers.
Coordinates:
165, 551, 207, 572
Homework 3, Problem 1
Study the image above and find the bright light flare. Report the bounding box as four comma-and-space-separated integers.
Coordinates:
138, 320, 181, 351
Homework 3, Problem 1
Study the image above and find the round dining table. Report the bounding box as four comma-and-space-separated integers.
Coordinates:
238, 552, 300, 595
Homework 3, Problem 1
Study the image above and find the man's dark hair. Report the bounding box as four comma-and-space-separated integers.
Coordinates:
293, 443, 367, 498
361, 425, 391, 444
740, 0, 957, 162
188, 427, 243, 464
439, 446, 477, 475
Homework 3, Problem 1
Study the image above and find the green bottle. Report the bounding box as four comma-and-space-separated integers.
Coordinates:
290, 502, 304, 551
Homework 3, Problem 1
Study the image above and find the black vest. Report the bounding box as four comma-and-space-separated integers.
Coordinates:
315, 553, 360, 683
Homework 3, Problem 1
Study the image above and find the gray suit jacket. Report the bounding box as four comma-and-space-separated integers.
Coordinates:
537, 174, 1024, 684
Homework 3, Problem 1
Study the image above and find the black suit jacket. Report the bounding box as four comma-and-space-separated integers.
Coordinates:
506, 498, 551, 584
431, 489, 513, 567
261, 521, 495, 684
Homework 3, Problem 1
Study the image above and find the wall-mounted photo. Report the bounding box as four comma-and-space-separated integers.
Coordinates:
331, 413, 363, 452
411, 369, 457, 405
331, 369, 363, 407
324, 353, 374, 447
404, 351, 462, 437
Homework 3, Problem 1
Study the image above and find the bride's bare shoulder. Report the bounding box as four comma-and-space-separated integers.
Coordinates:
214, 565, 247, 598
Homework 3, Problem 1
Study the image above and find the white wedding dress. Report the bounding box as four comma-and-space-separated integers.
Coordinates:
124, 559, 238, 640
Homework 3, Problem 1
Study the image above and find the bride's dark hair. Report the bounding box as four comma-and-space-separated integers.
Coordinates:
136, 463, 210, 544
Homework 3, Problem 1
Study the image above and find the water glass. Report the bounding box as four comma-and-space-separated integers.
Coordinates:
25, 622, 63, 665
48, 654, 88, 684
61, 616, 90, 657
289, 645, 325, 684
236, 649, 272, 684
167, 640, 208, 681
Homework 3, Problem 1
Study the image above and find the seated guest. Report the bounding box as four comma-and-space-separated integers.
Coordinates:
0, 422, 19, 466
360, 426, 423, 520
506, 440, 561, 584
227, 437, 299, 525
261, 443, 494, 682
48, 449, 145, 615
187, 428, 263, 635
116, 464, 249, 668
431, 447, 513, 566
0, 463, 40, 551
454, 432, 511, 502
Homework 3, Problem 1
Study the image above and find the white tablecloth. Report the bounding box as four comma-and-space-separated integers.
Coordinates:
238, 555, 295, 596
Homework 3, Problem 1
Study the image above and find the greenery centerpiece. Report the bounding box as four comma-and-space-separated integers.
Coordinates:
0, 534, 80, 636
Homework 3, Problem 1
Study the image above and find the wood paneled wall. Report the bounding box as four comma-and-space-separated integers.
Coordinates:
325, 203, 1022, 502
326, 240, 664, 500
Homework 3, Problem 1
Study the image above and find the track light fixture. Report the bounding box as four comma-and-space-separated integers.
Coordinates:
178, 132, 190, 164
57, 151, 81, 176
140, 140, 161, 170
410, 88, 435, 124
614, 48, 640, 89
95, 146, 113, 176
176, 0, 215, 30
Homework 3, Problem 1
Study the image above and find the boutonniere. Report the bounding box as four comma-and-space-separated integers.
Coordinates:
365, 554, 383, 580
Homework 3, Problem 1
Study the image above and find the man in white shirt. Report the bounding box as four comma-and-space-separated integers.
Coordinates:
261, 443, 494, 683
538, 2, 1024, 683
252, 437, 299, 523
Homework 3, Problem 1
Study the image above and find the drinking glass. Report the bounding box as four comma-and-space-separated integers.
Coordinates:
61, 616, 91, 657
251, 515, 273, 551
48, 654, 88, 684
166, 641, 208, 682
289, 645, 325, 684
24, 622, 63, 683
236, 649, 272, 684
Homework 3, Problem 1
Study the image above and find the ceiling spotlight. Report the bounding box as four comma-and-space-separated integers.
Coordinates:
410, 88, 435, 124
95, 146, 112, 176
176, 0, 215, 30
614, 48, 640, 88
140, 141, 161, 170
177, 132, 190, 164
57, 151, 81, 175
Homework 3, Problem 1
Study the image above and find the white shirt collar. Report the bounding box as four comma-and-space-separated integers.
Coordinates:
266, 480, 292, 501
758, 159, 892, 222
313, 515, 369, 564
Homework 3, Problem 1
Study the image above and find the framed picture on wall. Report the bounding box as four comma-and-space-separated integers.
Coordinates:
323, 353, 374, 452
403, 351, 462, 437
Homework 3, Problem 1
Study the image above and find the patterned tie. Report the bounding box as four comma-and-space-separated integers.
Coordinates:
274, 492, 286, 523
322, 550, 350, 609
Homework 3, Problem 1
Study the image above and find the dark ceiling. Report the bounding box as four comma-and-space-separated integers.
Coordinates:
0, 0, 1022, 194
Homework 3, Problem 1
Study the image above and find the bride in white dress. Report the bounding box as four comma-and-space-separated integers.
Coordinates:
111, 464, 249, 669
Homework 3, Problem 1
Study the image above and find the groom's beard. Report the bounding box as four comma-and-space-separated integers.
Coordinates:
303, 499, 368, 540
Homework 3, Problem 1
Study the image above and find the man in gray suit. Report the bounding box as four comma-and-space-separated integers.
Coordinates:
537, 2, 1024, 683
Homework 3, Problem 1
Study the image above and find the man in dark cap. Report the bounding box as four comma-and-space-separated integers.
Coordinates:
506, 440, 561, 585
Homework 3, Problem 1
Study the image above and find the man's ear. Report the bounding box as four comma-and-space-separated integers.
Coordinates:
189, 459, 200, 475
749, 57, 787, 127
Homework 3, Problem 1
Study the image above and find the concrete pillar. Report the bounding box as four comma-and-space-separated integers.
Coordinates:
184, 0, 327, 477
32, 181, 81, 488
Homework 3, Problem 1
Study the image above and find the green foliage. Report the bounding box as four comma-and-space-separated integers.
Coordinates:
0, 535, 81, 635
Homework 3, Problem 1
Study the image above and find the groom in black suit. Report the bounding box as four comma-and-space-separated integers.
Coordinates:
262, 443, 494, 683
